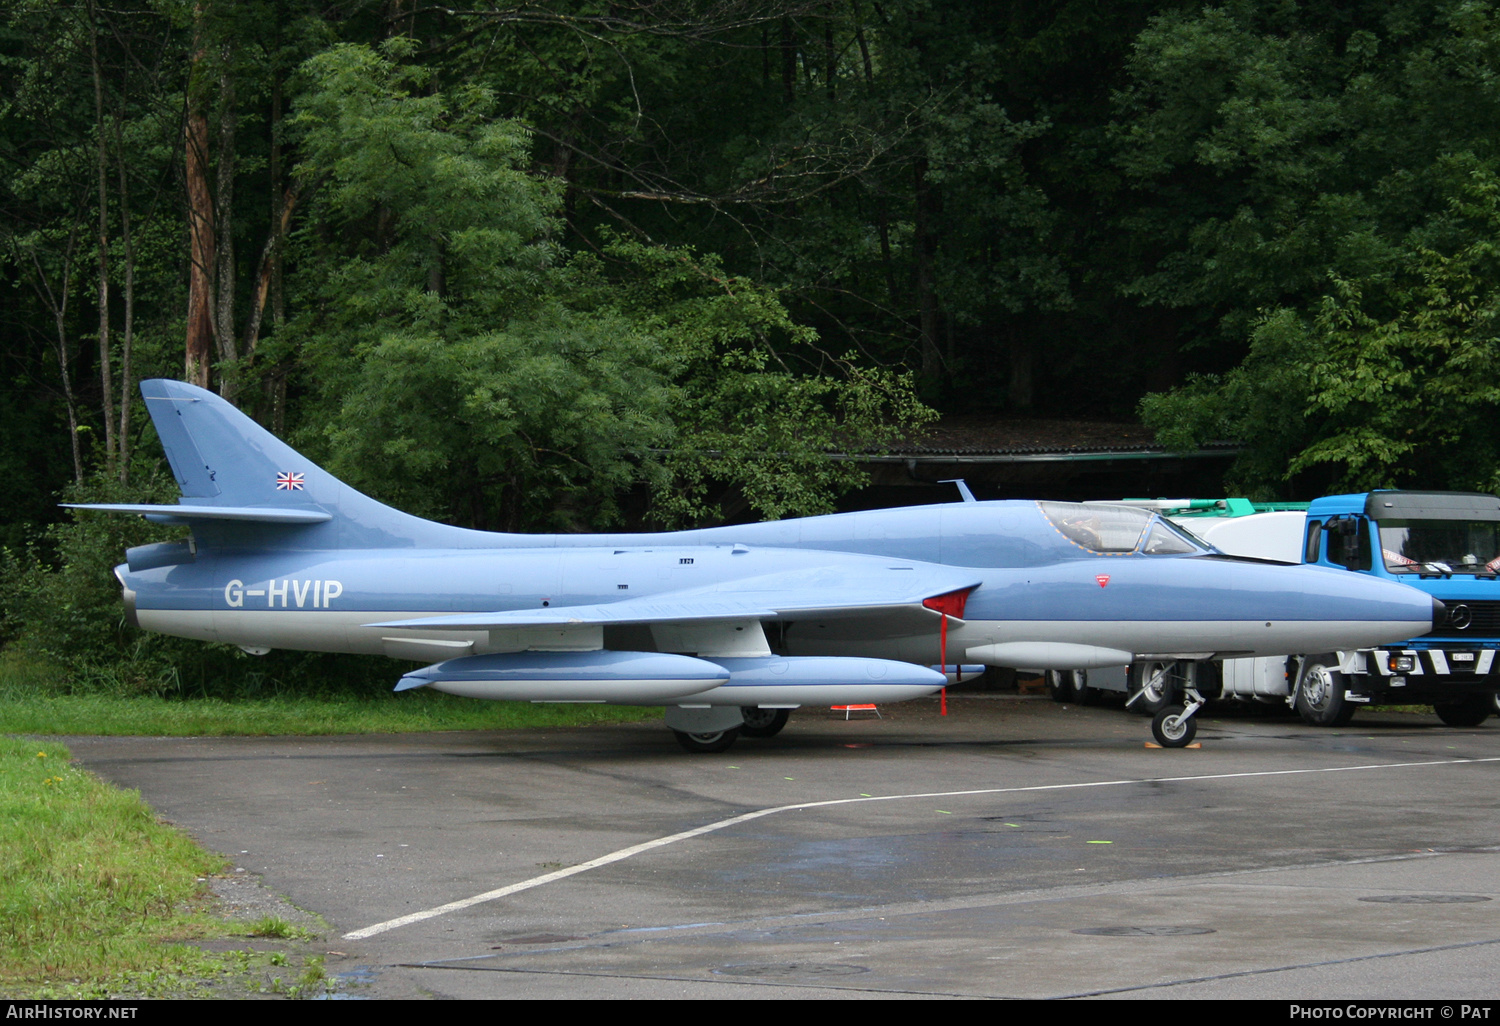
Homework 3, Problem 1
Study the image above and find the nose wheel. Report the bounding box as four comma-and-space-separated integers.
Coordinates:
1147, 662, 1205, 748
1151, 704, 1198, 747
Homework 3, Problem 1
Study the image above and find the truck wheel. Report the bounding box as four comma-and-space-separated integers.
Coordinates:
1151, 705, 1197, 747
1047, 670, 1094, 704
1071, 670, 1097, 705
1295, 656, 1356, 727
1129, 661, 1178, 716
1434, 699, 1490, 727
1045, 670, 1075, 703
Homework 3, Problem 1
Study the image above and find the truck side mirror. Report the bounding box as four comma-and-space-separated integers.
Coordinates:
1304, 519, 1323, 563
1326, 517, 1372, 571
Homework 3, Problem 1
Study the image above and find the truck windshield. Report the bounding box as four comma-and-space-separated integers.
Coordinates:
1378, 519, 1500, 574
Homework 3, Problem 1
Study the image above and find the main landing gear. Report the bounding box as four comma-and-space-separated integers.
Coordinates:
666, 706, 793, 753
739, 707, 791, 738
672, 727, 740, 753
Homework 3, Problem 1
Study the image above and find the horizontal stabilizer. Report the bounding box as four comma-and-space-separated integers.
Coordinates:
65, 503, 332, 525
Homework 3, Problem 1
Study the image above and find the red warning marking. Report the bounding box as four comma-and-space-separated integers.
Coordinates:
922, 588, 972, 618
1095, 574, 1111, 588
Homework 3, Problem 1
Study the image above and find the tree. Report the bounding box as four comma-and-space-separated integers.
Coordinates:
1146, 159, 1500, 494
1123, 1, 1500, 493
287, 41, 928, 530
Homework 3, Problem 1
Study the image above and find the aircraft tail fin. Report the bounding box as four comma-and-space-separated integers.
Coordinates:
71, 379, 492, 549
138, 379, 337, 508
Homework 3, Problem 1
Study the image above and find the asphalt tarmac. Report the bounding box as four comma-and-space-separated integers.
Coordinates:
64, 695, 1500, 1000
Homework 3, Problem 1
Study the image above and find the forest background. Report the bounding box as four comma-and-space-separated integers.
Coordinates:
7, 0, 1500, 694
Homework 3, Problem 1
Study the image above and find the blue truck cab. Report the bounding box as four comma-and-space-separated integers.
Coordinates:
1294, 491, 1500, 725
1072, 492, 1500, 729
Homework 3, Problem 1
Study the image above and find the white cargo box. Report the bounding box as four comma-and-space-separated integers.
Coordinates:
1172, 510, 1306, 563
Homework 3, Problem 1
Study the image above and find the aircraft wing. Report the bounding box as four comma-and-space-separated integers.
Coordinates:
368, 561, 982, 632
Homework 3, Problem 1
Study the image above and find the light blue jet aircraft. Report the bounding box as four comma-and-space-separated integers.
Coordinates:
76, 380, 1441, 751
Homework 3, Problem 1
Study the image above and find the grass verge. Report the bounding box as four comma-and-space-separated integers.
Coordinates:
0, 736, 263, 997
0, 690, 659, 736
0, 650, 661, 736
0, 659, 661, 994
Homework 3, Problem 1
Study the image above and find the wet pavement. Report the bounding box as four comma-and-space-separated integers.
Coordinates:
63, 696, 1500, 999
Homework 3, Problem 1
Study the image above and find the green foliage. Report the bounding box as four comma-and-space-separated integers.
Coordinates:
1291, 165, 1500, 490
320, 317, 674, 531
1141, 308, 1323, 497
1143, 158, 1500, 494
0, 671, 660, 735
1126, 1, 1500, 493
0, 737, 228, 995
248, 916, 301, 940
288, 40, 930, 531
601, 237, 935, 523
0, 470, 182, 676
291, 40, 560, 340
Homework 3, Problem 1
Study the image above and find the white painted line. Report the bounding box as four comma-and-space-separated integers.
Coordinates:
341, 809, 783, 940
342, 755, 1500, 940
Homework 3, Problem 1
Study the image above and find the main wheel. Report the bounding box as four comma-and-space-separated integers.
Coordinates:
1046, 669, 1077, 703
1129, 661, 1179, 716
1434, 699, 1491, 727
1151, 704, 1197, 747
740, 708, 790, 738
673, 727, 740, 753
1295, 656, 1356, 727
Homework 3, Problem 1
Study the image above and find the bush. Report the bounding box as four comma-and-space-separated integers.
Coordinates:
0, 470, 404, 699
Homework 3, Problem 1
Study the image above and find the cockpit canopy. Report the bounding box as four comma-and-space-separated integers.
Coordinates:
1038, 501, 1209, 557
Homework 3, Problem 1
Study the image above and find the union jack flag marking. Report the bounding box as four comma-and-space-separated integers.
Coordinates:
276, 472, 305, 491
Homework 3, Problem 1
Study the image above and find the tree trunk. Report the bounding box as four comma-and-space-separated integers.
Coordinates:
184, 14, 214, 390
780, 17, 796, 104
269, 71, 285, 332
27, 231, 85, 484
114, 106, 135, 482
852, 1, 874, 85
89, 0, 116, 466
824, 22, 835, 99
913, 157, 942, 384
244, 184, 297, 356
213, 54, 239, 402
1007, 324, 1035, 410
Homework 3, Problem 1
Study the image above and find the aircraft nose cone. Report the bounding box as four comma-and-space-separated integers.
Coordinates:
1431, 597, 1447, 631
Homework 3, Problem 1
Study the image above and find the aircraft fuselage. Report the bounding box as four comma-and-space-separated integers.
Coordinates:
123, 502, 1437, 668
